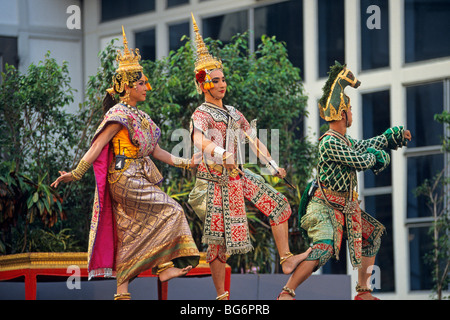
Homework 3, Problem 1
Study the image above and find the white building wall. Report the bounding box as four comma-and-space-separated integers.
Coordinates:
0, 0, 83, 113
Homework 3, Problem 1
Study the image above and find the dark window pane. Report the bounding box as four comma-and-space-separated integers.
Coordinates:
101, 0, 155, 22
169, 22, 189, 52
405, 0, 450, 63
409, 226, 434, 290
407, 154, 444, 218
254, 0, 304, 79
360, 0, 389, 70
364, 194, 395, 292
406, 82, 444, 148
135, 29, 156, 61
0, 36, 18, 71
167, 0, 189, 8
362, 90, 391, 188
318, 0, 345, 77
202, 11, 248, 45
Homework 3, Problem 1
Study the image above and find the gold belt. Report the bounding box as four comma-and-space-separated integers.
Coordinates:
208, 163, 224, 173
204, 161, 239, 178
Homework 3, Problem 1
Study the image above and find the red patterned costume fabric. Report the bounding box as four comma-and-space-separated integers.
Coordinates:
189, 103, 291, 262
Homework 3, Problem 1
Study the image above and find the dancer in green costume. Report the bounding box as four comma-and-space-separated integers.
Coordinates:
277, 62, 412, 300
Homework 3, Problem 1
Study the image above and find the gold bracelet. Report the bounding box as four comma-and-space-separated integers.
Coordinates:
173, 156, 191, 170
281, 286, 296, 298
355, 283, 373, 293
156, 261, 174, 275
71, 159, 91, 181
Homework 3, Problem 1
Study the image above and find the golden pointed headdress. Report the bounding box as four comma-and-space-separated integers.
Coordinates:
107, 26, 151, 96
116, 26, 142, 75
191, 13, 222, 93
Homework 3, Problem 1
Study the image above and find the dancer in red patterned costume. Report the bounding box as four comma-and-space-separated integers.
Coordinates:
187, 14, 311, 300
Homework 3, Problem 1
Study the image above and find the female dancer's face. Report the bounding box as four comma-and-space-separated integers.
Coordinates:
205, 69, 227, 100
128, 74, 149, 104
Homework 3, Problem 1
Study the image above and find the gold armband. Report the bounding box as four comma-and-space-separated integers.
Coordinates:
71, 159, 91, 181
173, 156, 191, 170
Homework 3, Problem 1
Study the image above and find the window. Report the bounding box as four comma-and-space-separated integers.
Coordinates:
407, 154, 444, 219
318, 0, 345, 78
408, 226, 434, 290
202, 11, 248, 46
406, 82, 444, 149
361, 90, 395, 292
254, 0, 304, 79
169, 22, 189, 52
406, 82, 445, 219
135, 29, 156, 61
360, 0, 389, 70
362, 90, 391, 188
0, 36, 18, 83
364, 194, 395, 292
167, 0, 189, 8
405, 81, 448, 290
101, 0, 155, 22
405, 0, 450, 63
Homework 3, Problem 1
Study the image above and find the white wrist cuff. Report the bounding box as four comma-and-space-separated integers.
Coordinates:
269, 160, 279, 170
213, 146, 226, 158
266, 160, 279, 175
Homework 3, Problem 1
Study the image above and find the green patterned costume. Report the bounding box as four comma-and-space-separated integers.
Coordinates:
300, 126, 407, 269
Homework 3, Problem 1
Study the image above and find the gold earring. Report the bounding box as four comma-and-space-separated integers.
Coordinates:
122, 90, 130, 104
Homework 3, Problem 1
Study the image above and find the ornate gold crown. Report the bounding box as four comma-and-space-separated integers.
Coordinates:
192, 13, 222, 74
116, 26, 143, 74
107, 26, 145, 96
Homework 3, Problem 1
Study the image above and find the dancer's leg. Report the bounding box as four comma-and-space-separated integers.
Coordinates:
355, 255, 379, 300
158, 265, 193, 282
277, 260, 319, 300
115, 281, 131, 300
210, 258, 228, 299
271, 221, 311, 274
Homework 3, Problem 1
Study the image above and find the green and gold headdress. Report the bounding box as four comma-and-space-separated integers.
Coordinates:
318, 61, 361, 121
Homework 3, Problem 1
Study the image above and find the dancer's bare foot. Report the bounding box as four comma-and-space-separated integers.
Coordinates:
277, 292, 295, 300
159, 265, 193, 282
281, 247, 312, 275
354, 291, 380, 300
277, 286, 296, 300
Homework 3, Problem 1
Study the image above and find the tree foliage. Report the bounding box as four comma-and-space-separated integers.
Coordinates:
0, 54, 78, 253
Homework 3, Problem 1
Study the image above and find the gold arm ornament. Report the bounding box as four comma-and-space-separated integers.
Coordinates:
173, 156, 192, 170
71, 159, 91, 181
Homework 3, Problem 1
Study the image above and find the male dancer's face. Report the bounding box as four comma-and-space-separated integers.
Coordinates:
204, 69, 227, 100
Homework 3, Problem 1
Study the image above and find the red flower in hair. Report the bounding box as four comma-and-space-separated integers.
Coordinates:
196, 70, 207, 83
